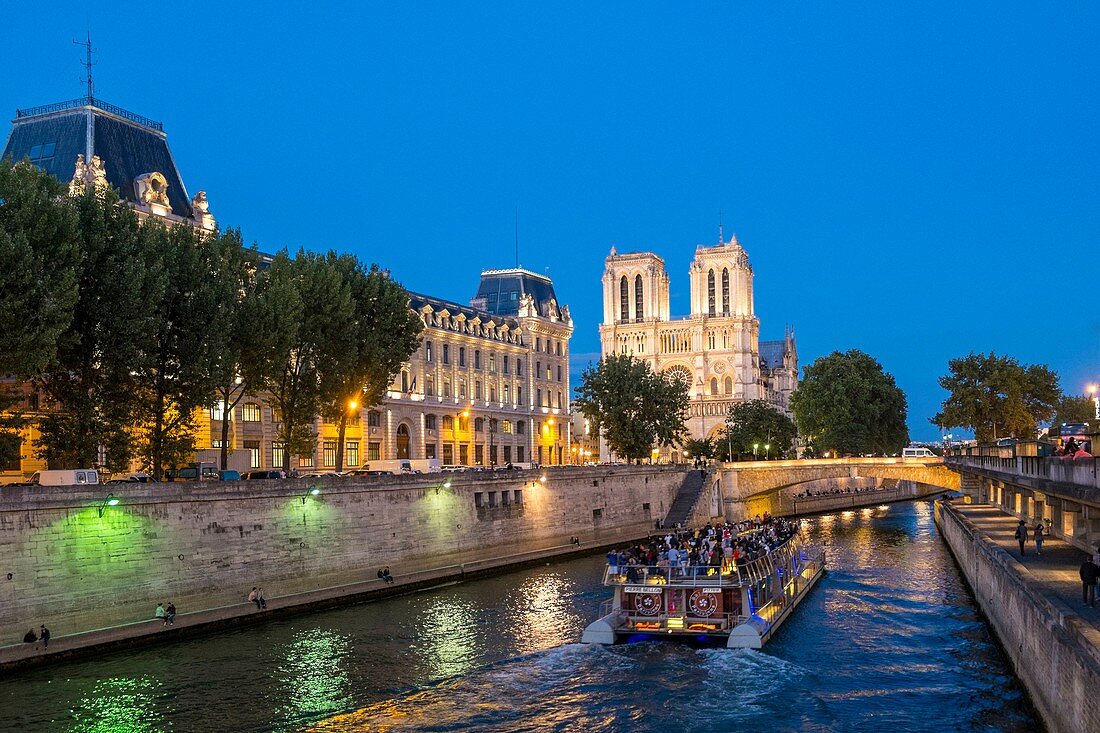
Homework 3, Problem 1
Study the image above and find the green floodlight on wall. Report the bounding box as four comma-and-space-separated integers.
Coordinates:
436, 479, 453, 495
302, 486, 321, 505
98, 493, 120, 518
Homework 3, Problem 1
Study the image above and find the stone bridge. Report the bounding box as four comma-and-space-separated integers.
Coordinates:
715, 457, 960, 519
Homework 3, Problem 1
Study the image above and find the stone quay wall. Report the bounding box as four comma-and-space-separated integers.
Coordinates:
935, 501, 1100, 733
0, 465, 687, 641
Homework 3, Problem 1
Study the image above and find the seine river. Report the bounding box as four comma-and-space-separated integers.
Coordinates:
0, 501, 1039, 732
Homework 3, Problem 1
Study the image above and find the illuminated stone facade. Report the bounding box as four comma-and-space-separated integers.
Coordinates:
194, 268, 575, 471
599, 233, 798, 458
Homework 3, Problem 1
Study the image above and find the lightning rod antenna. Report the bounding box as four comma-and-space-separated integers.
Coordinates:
74, 32, 96, 100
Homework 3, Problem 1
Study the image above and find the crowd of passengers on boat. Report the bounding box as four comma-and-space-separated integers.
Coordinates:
606, 515, 802, 582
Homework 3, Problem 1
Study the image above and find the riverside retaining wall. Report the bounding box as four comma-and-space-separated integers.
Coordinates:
935, 501, 1100, 733
0, 465, 687, 642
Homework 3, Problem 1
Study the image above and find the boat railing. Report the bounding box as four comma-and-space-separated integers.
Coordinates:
603, 564, 742, 587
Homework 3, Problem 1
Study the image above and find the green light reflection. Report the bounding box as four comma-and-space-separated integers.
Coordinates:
68, 675, 166, 733
415, 595, 481, 680
274, 628, 354, 729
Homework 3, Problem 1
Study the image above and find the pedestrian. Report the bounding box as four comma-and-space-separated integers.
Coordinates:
256, 588, 267, 609
1014, 520, 1027, 556
22, 629, 36, 644
248, 587, 260, 609
1033, 523, 1044, 556
39, 625, 50, 649
381, 568, 393, 584
155, 602, 166, 620
165, 602, 176, 625
607, 550, 619, 576
1080, 555, 1098, 607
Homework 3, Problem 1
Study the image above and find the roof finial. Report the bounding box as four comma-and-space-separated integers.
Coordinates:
73, 32, 96, 101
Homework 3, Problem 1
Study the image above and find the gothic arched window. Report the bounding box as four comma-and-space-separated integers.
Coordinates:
634, 274, 644, 320
619, 276, 629, 321
707, 270, 716, 316
722, 268, 730, 314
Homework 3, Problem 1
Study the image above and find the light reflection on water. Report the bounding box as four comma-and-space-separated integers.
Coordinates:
0, 501, 1038, 733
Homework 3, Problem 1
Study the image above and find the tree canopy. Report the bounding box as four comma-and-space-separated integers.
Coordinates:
791, 349, 909, 456
723, 399, 797, 460
932, 352, 1060, 443
1051, 394, 1096, 429
573, 354, 689, 462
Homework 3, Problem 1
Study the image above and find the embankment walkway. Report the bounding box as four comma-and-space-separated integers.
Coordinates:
0, 523, 649, 673
951, 504, 1100, 631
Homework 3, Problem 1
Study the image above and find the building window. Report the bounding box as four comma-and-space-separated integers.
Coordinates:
443, 415, 454, 430
517, 446, 525, 463
619, 276, 628, 321
707, 269, 716, 316
475, 380, 482, 399
517, 386, 523, 404
489, 353, 496, 372
516, 420, 525, 435
242, 403, 261, 422
503, 446, 512, 463
299, 454, 314, 468
459, 346, 466, 367
536, 361, 541, 379
368, 411, 381, 427
634, 274, 644, 319
426, 377, 435, 396
557, 391, 563, 408
537, 388, 542, 407
209, 401, 232, 421
490, 386, 498, 402
211, 439, 225, 449
722, 268, 730, 314
367, 442, 380, 461
443, 379, 452, 397
557, 364, 562, 382
347, 441, 360, 466
459, 380, 467, 398
475, 444, 484, 464
546, 366, 552, 381
516, 359, 523, 377
442, 344, 450, 364
244, 440, 261, 468
556, 342, 563, 356
504, 384, 510, 403
426, 443, 437, 459
443, 444, 454, 463
425, 341, 433, 362
323, 441, 337, 467
474, 417, 484, 432
272, 442, 285, 470
426, 414, 437, 430
503, 355, 510, 374
503, 420, 513, 434
474, 350, 481, 369
536, 337, 542, 352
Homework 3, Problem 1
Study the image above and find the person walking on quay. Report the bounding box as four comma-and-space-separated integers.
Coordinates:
1080, 555, 1098, 607
1033, 523, 1045, 557
39, 625, 50, 649
1014, 520, 1027, 556
164, 602, 176, 625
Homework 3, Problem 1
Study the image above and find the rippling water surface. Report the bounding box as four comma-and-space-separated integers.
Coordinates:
0, 501, 1038, 732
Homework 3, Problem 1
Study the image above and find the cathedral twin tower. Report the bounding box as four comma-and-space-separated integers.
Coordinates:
599, 233, 797, 457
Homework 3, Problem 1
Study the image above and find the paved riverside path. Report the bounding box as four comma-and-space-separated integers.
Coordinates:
952, 504, 1100, 632
0, 524, 648, 672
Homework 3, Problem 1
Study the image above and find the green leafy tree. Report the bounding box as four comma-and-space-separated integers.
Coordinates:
0, 162, 80, 467
932, 352, 1060, 443
318, 260, 422, 472
574, 354, 689, 462
36, 188, 160, 470
258, 250, 356, 472
791, 350, 909, 456
1051, 394, 1096, 429
682, 437, 716, 462
205, 231, 272, 471
724, 399, 797, 460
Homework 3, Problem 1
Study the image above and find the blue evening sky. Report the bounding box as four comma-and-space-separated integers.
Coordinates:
3, 3, 1097, 440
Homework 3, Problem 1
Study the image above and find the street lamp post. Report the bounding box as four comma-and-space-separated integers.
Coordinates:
753, 442, 759, 460
1089, 385, 1099, 420
764, 443, 770, 460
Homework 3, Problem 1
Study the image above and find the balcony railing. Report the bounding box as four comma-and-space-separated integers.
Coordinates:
16, 96, 163, 131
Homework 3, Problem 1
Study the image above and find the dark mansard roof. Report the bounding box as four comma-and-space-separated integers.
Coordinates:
471, 268, 560, 318
2, 96, 192, 218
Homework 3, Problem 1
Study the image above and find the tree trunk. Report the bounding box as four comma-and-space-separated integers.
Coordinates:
219, 398, 231, 471
336, 413, 348, 473
152, 396, 164, 480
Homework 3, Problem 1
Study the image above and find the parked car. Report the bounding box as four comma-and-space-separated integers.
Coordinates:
241, 470, 286, 480
218, 470, 241, 481
106, 472, 154, 484
440, 465, 467, 473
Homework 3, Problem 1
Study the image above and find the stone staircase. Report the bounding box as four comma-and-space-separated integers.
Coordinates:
663, 468, 710, 528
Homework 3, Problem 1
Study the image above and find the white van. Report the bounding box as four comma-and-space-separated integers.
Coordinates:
29, 469, 100, 486
902, 447, 935, 458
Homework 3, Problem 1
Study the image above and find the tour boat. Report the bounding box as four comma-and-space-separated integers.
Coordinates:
582, 523, 826, 648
